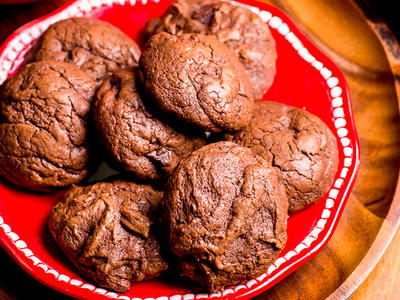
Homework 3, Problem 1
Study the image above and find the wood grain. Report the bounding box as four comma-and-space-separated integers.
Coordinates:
351, 227, 400, 299
1, 0, 400, 299
256, 0, 400, 299
327, 2, 400, 299
347, 2, 400, 290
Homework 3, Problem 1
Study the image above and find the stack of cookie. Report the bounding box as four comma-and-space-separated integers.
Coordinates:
0, 0, 338, 294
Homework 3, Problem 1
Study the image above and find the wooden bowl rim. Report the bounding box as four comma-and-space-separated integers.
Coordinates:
329, 1, 400, 298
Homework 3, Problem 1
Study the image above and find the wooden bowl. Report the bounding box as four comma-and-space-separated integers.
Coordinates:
0, 0, 399, 299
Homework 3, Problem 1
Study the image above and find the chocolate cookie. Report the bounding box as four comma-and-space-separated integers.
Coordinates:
145, 0, 277, 99
139, 32, 254, 132
93, 68, 206, 181
225, 101, 339, 213
162, 141, 288, 292
35, 18, 141, 86
0, 61, 96, 191
48, 180, 168, 293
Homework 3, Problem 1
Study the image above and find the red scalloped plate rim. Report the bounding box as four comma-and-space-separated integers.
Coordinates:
0, 0, 77, 68
0, 0, 360, 299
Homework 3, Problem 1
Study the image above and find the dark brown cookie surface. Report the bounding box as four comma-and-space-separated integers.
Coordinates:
93, 68, 206, 181
162, 141, 288, 292
145, 0, 277, 99
35, 18, 141, 86
139, 32, 254, 132
49, 180, 168, 293
225, 101, 339, 213
0, 61, 96, 191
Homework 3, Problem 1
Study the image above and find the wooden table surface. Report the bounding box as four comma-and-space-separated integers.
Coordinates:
1, 0, 400, 299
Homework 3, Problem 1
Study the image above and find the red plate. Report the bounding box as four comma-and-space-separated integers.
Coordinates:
0, 0, 360, 299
